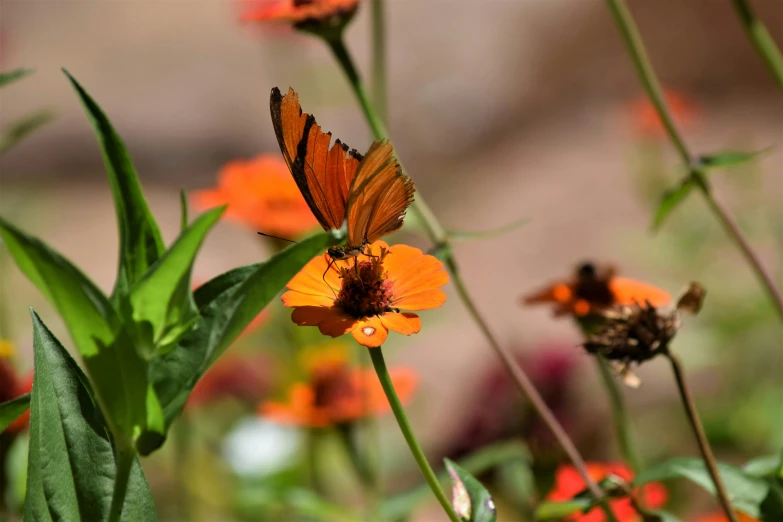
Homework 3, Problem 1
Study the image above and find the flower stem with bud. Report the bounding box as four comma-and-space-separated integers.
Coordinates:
368, 346, 461, 522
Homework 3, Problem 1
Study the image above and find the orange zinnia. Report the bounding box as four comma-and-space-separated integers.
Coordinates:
282, 240, 448, 348
631, 88, 697, 139
193, 155, 319, 238
547, 463, 667, 522
242, 0, 360, 24
523, 262, 671, 317
260, 356, 417, 427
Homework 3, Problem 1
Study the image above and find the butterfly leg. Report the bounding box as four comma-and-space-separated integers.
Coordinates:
322, 257, 339, 299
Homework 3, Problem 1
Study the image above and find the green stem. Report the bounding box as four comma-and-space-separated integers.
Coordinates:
368, 347, 461, 522
337, 423, 380, 510
667, 352, 738, 522
108, 444, 135, 522
604, 0, 783, 322
307, 428, 325, 494
370, 0, 388, 123
730, 0, 783, 91
173, 416, 192, 521
326, 33, 609, 507
595, 356, 642, 473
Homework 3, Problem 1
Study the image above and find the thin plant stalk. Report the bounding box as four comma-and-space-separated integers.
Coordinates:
107, 444, 135, 522
604, 0, 783, 322
595, 356, 642, 473
730, 0, 783, 91
370, 0, 388, 122
368, 347, 461, 522
325, 34, 617, 514
667, 352, 738, 521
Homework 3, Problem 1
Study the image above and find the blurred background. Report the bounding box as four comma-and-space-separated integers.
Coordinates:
1, 0, 782, 520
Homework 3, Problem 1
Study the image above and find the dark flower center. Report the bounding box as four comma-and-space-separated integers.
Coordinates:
335, 252, 394, 319
311, 365, 356, 408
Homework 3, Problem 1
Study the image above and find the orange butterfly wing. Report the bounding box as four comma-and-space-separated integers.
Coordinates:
270, 87, 361, 231
609, 277, 671, 307
345, 140, 415, 247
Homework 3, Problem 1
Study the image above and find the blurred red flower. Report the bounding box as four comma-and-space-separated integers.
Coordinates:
187, 355, 272, 411
547, 463, 667, 522
260, 345, 418, 427
631, 89, 697, 138
241, 0, 360, 24
1, 341, 33, 433
193, 155, 319, 239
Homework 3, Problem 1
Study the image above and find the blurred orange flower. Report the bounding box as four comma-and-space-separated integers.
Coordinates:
523, 262, 670, 317
260, 350, 417, 427
547, 463, 667, 522
242, 0, 360, 25
187, 354, 272, 411
1, 341, 33, 433
282, 240, 448, 348
193, 155, 318, 238
631, 89, 697, 138
690, 513, 760, 522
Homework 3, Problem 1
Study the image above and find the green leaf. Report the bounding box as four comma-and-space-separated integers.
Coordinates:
652, 178, 694, 231
696, 149, 769, 170
151, 231, 337, 427
0, 392, 30, 432
0, 110, 54, 155
635, 457, 768, 516
534, 499, 592, 520
0, 218, 150, 441
24, 310, 157, 521
447, 217, 530, 242
128, 207, 224, 353
179, 189, 189, 232
0, 68, 33, 88
445, 459, 496, 522
744, 455, 782, 478
760, 482, 783, 522
64, 70, 165, 298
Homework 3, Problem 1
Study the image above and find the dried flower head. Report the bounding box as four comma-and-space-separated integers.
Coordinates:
582, 282, 705, 387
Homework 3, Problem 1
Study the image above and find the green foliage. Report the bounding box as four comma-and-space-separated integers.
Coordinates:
0, 68, 33, 87
652, 178, 694, 231
24, 310, 157, 521
534, 498, 591, 520
447, 217, 531, 242
0, 392, 31, 432
696, 149, 769, 170
0, 110, 54, 155
445, 459, 497, 522
635, 457, 770, 517
64, 70, 166, 299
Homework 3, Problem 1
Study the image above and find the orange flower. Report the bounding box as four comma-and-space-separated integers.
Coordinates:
523, 262, 670, 318
631, 89, 697, 138
690, 513, 760, 522
1, 341, 33, 433
193, 155, 319, 238
260, 354, 418, 427
282, 240, 448, 348
547, 463, 667, 522
242, 0, 360, 25
186, 354, 272, 411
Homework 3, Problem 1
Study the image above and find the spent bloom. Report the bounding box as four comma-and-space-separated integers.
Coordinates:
259, 344, 417, 427
282, 240, 448, 348
523, 262, 671, 318
242, 0, 360, 33
193, 155, 319, 238
547, 463, 667, 522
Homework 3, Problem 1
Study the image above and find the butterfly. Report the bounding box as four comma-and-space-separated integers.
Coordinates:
270, 87, 415, 262
522, 261, 671, 317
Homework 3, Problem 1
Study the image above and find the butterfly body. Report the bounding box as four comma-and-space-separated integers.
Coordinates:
270, 87, 415, 260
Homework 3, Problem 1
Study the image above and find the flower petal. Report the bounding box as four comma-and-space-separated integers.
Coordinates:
282, 291, 334, 308
610, 277, 671, 307
380, 312, 421, 335
286, 254, 341, 298
392, 289, 447, 311
387, 251, 449, 298
350, 316, 388, 348
291, 306, 337, 326
317, 312, 358, 338
364, 366, 419, 414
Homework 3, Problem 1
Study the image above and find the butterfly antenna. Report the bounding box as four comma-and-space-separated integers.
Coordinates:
257, 231, 298, 243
